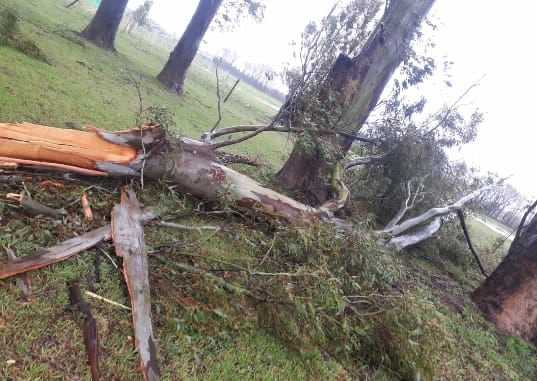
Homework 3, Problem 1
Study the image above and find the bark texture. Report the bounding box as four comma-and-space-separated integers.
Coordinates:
472, 213, 537, 342
275, 0, 436, 204
157, 0, 223, 92
81, 0, 129, 51
0, 123, 340, 226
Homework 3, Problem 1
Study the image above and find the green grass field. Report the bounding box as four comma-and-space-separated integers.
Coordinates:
0, 1, 535, 380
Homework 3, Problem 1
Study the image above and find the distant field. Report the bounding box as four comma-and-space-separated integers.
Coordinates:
0, 0, 290, 168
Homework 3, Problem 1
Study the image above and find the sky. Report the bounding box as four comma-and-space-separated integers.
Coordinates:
127, 0, 536, 199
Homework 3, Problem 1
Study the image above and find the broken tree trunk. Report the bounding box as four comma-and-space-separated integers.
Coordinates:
274, 0, 436, 204
0, 122, 344, 225
472, 212, 537, 342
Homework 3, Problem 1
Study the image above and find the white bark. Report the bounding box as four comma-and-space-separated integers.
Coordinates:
385, 218, 442, 251
379, 183, 498, 237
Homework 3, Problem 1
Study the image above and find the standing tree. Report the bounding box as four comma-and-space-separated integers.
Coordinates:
81, 0, 129, 51
472, 203, 537, 342
274, 0, 436, 204
157, 0, 264, 93
124, 0, 153, 34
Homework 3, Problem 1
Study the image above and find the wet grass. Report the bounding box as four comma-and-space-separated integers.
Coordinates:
0, 1, 535, 380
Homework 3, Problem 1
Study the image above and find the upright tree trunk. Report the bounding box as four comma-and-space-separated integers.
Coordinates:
472, 213, 537, 342
157, 0, 223, 93
275, 0, 435, 204
81, 0, 129, 51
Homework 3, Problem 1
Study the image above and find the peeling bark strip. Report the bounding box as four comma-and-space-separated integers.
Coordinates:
112, 188, 160, 381
0, 226, 112, 280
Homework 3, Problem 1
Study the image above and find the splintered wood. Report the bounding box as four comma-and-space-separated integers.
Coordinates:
112, 187, 160, 381
0, 122, 138, 175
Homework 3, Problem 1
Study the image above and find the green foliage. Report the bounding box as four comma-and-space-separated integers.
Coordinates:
138, 105, 176, 131
255, 224, 444, 379
0, 7, 48, 63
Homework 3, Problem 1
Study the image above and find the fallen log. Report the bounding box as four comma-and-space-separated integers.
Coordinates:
0, 122, 343, 225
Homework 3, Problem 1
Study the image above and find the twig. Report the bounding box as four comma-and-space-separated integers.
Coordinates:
457, 210, 488, 277
204, 124, 378, 144
210, 67, 223, 132
85, 291, 131, 311
65, 0, 81, 8
223, 78, 240, 103
126, 67, 147, 188
154, 221, 221, 232
424, 74, 486, 137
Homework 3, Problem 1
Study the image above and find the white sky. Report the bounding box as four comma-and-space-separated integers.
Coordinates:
128, 0, 536, 199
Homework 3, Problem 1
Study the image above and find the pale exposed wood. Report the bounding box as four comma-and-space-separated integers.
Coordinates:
112, 188, 160, 381
385, 218, 442, 251
0, 122, 138, 169
378, 184, 498, 237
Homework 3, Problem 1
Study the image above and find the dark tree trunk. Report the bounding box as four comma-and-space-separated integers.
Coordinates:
80, 0, 129, 51
472, 213, 537, 341
275, 0, 435, 204
157, 0, 223, 93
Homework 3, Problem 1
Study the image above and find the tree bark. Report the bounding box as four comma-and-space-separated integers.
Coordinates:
0, 122, 344, 226
274, 0, 435, 204
472, 212, 537, 342
157, 0, 223, 93
80, 0, 129, 51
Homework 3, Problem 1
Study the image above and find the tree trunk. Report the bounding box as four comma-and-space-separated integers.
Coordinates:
275, 0, 435, 204
472, 213, 537, 342
157, 0, 223, 93
0, 122, 347, 227
80, 0, 129, 51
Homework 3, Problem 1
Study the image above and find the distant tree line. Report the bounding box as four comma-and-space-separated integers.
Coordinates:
212, 56, 286, 101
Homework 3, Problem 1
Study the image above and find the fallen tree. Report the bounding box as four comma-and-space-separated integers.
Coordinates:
0, 122, 497, 247
0, 121, 515, 379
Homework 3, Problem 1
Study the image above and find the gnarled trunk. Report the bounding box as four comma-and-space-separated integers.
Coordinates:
275, 0, 435, 204
80, 0, 129, 51
157, 0, 223, 93
472, 213, 537, 342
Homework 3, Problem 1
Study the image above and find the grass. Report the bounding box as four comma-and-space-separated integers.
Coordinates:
0, 1, 535, 380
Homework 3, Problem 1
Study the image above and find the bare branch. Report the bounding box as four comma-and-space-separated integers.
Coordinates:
457, 210, 488, 277
384, 218, 442, 251
223, 78, 240, 103
343, 152, 389, 169
379, 182, 501, 237
210, 67, 223, 132
204, 124, 378, 145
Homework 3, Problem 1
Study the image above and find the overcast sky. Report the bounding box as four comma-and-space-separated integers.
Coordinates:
127, 0, 536, 199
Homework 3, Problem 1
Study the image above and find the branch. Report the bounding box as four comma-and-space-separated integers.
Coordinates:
379, 183, 500, 237
210, 67, 223, 132
204, 124, 378, 145
343, 152, 389, 170
384, 178, 426, 229
223, 78, 240, 103
424, 75, 485, 137
384, 218, 442, 251
457, 210, 488, 276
